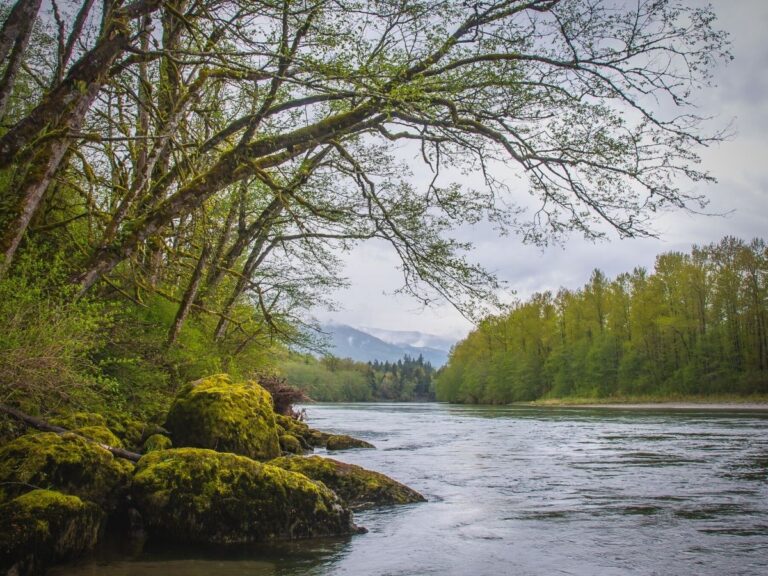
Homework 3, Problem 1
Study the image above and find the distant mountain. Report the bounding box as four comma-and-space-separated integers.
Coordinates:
321, 324, 450, 367
359, 326, 456, 352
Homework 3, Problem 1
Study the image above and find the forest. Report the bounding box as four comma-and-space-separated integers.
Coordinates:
436, 237, 768, 404
0, 0, 730, 422
282, 354, 435, 402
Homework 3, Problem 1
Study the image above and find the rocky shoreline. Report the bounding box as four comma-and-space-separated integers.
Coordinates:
0, 374, 425, 575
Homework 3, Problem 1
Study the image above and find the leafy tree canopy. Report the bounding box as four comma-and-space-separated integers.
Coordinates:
0, 0, 731, 341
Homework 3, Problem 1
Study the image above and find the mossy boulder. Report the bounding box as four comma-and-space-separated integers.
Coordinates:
107, 417, 150, 452
72, 425, 124, 448
0, 489, 102, 576
326, 434, 375, 451
143, 433, 172, 453
131, 448, 359, 544
279, 433, 303, 455
50, 412, 107, 430
0, 432, 134, 507
164, 374, 280, 461
275, 414, 312, 448
270, 456, 425, 510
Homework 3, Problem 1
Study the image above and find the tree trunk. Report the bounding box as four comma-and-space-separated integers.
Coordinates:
167, 242, 210, 346
0, 0, 43, 119
0, 73, 107, 276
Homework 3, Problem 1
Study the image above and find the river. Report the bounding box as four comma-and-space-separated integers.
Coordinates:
53, 403, 768, 576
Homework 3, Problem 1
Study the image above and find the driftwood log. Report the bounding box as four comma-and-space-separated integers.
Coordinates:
0, 404, 142, 462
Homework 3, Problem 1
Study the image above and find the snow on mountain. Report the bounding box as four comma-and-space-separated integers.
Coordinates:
358, 326, 456, 351
321, 324, 451, 367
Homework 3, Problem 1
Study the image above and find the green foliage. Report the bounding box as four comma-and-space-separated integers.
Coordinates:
0, 253, 117, 414
437, 237, 768, 404
281, 354, 435, 402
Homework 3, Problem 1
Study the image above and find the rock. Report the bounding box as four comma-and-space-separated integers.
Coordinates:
131, 448, 359, 544
270, 455, 425, 510
164, 374, 280, 461
72, 425, 124, 448
107, 417, 149, 452
0, 432, 134, 508
307, 428, 333, 447
274, 414, 313, 449
326, 434, 375, 450
50, 412, 107, 429
0, 489, 102, 576
142, 433, 172, 453
274, 415, 361, 451
279, 433, 303, 455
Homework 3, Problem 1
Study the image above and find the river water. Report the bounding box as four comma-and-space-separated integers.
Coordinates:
53, 403, 768, 576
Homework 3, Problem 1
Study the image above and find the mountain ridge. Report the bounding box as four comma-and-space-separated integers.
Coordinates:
320, 324, 450, 367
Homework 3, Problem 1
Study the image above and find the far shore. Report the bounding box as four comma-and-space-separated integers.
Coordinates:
520, 399, 768, 411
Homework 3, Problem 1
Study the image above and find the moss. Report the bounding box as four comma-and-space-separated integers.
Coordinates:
275, 414, 314, 449
164, 374, 280, 461
307, 428, 332, 447
143, 433, 172, 453
73, 425, 124, 448
106, 417, 150, 452
50, 412, 107, 429
131, 448, 358, 544
0, 489, 102, 576
270, 455, 425, 510
0, 432, 134, 507
326, 434, 375, 451
279, 433, 303, 455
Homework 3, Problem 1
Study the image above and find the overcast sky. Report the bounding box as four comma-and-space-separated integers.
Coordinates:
314, 0, 768, 343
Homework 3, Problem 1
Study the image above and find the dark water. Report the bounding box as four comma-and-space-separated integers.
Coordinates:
53, 404, 768, 576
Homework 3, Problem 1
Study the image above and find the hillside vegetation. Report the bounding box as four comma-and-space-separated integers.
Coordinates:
436, 238, 768, 404
283, 355, 435, 402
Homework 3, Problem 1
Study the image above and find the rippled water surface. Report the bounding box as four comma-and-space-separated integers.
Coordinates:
54, 404, 768, 575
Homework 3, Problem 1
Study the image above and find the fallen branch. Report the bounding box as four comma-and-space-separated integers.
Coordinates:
0, 403, 142, 462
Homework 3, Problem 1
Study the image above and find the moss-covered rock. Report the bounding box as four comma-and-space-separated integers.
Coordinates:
143, 433, 172, 453
0, 432, 134, 507
270, 456, 425, 510
164, 374, 280, 461
50, 412, 107, 430
0, 489, 102, 576
279, 433, 303, 455
107, 417, 149, 452
307, 428, 332, 448
72, 425, 124, 448
275, 414, 311, 445
131, 448, 359, 544
326, 434, 375, 451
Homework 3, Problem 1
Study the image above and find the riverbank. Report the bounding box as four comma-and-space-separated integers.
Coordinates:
523, 395, 768, 410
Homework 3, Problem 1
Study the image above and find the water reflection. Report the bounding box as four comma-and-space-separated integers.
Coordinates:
53, 403, 768, 576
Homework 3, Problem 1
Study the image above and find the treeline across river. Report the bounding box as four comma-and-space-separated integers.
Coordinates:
436, 237, 768, 404
282, 354, 436, 402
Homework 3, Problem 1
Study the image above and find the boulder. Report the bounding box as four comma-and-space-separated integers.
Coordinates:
0, 432, 134, 507
49, 412, 107, 429
270, 455, 425, 510
142, 433, 172, 453
131, 448, 359, 544
72, 425, 124, 448
326, 434, 375, 451
164, 374, 280, 461
275, 414, 313, 449
279, 433, 303, 455
0, 489, 102, 576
